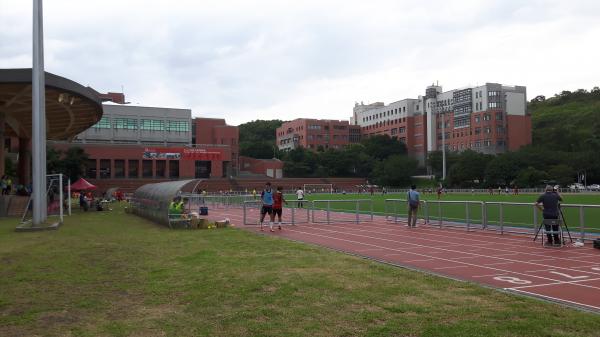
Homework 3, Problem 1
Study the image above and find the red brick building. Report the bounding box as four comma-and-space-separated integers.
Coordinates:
49, 99, 241, 183
276, 119, 361, 151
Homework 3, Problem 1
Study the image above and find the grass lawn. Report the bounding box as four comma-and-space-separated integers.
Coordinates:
1, 203, 600, 337
297, 193, 600, 233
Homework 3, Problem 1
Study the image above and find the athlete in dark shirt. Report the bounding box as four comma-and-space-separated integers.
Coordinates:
536, 185, 563, 245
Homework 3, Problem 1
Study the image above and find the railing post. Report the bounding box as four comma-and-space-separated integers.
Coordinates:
438, 202, 442, 228
423, 200, 429, 225
311, 201, 315, 223
481, 202, 485, 229
579, 206, 585, 241
533, 205, 538, 234
355, 200, 359, 224
243, 202, 247, 225
370, 199, 374, 221
327, 200, 330, 224
465, 202, 470, 231
291, 206, 295, 225
499, 203, 504, 235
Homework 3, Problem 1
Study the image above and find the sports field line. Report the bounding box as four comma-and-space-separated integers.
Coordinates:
326, 219, 600, 262
279, 225, 599, 289
314, 221, 600, 276
509, 289, 600, 312
507, 277, 600, 290
225, 209, 599, 268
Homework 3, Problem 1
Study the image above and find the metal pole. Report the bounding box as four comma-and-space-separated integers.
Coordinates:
370, 199, 373, 221
499, 203, 504, 234
579, 206, 585, 241
441, 108, 446, 180
532, 205, 537, 235
465, 202, 470, 231
438, 202, 442, 227
326, 200, 330, 224
355, 200, 359, 224
32, 0, 47, 225
59, 174, 63, 223
67, 178, 71, 216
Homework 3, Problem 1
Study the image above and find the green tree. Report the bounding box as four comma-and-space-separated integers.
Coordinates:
547, 164, 575, 187
447, 150, 494, 187
371, 155, 418, 187
62, 147, 90, 181
47, 148, 63, 174
514, 167, 548, 188
361, 135, 407, 161
238, 119, 283, 159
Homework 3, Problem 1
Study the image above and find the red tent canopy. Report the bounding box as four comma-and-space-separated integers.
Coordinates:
70, 178, 97, 191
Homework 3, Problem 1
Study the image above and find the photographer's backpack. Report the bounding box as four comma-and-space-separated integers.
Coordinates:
594, 238, 600, 250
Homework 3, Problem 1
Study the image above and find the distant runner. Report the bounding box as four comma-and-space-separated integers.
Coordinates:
259, 182, 275, 232
296, 187, 305, 208
407, 185, 420, 228
273, 186, 288, 230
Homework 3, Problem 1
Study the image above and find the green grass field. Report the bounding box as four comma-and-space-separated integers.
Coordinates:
295, 193, 600, 233
2, 203, 600, 336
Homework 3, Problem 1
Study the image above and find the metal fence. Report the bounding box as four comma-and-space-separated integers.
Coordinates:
242, 201, 311, 225
385, 199, 600, 242
311, 199, 373, 224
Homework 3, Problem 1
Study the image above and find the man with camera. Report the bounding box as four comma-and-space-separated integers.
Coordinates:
535, 185, 563, 246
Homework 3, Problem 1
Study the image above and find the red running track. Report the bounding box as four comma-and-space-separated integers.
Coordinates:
208, 207, 600, 313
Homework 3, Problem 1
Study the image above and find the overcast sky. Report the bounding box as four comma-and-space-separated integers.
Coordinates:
1, 0, 599, 125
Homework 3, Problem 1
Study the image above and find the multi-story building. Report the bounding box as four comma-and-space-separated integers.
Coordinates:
276, 119, 361, 151
51, 99, 240, 180
352, 82, 531, 164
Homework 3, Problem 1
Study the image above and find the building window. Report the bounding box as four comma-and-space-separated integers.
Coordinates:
475, 116, 480, 123
142, 160, 153, 178
169, 161, 179, 178
497, 126, 505, 134
496, 112, 503, 121
114, 118, 137, 130
93, 117, 111, 129
99, 159, 111, 179
475, 128, 481, 135
128, 160, 139, 178
484, 140, 492, 147
166, 120, 190, 132
140, 119, 165, 131
114, 160, 125, 178
156, 160, 166, 178
483, 114, 491, 121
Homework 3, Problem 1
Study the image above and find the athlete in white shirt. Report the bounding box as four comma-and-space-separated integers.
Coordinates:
296, 188, 305, 208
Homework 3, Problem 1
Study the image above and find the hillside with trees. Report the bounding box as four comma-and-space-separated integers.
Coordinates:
238, 120, 283, 159
238, 87, 600, 187
431, 87, 600, 187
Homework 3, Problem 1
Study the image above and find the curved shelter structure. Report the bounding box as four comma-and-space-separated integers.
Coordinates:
0, 68, 103, 181
131, 179, 202, 227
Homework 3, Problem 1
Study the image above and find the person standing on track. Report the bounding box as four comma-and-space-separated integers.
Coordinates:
407, 185, 420, 228
535, 185, 563, 246
296, 187, 305, 208
273, 186, 288, 230
259, 182, 275, 232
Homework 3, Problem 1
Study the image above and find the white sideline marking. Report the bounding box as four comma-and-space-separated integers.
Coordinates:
509, 289, 600, 311
506, 277, 600, 290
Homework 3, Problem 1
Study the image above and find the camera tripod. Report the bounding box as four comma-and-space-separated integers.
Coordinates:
533, 206, 573, 244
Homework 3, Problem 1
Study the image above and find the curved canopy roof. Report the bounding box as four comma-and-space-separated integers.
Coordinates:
132, 180, 203, 226
0, 68, 103, 140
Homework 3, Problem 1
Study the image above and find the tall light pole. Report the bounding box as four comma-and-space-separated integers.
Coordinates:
440, 104, 446, 180
32, 0, 47, 225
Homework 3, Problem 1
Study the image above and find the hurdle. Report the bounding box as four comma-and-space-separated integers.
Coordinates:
242, 201, 311, 226
311, 199, 373, 224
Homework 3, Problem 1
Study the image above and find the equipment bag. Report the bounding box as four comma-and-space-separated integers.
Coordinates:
594, 238, 600, 249
199, 207, 208, 216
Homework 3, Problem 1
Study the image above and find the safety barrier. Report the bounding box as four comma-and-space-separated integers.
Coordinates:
311, 199, 373, 224
242, 201, 310, 225
385, 199, 600, 242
